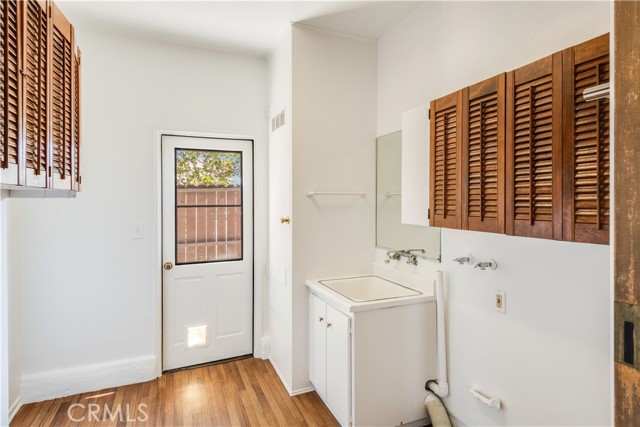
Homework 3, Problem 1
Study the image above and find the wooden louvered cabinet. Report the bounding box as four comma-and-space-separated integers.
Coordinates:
22, 0, 49, 188
429, 90, 463, 229
72, 45, 80, 190
562, 34, 610, 244
50, 2, 74, 189
0, 0, 81, 193
505, 53, 564, 240
0, 0, 21, 185
461, 74, 506, 234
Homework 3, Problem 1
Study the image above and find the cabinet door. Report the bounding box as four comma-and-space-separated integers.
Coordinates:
72, 46, 80, 190
0, 0, 21, 185
462, 74, 506, 233
429, 90, 463, 229
326, 304, 350, 427
309, 293, 327, 401
50, 3, 73, 189
506, 53, 563, 240
21, 0, 49, 188
562, 33, 610, 244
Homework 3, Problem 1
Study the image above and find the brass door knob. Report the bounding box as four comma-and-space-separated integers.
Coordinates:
280, 217, 290, 224
163, 262, 174, 271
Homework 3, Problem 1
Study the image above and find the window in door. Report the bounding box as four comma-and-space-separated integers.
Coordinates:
174, 148, 243, 264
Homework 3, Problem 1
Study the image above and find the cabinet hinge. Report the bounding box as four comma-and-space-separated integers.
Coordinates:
48, 166, 52, 177
428, 108, 431, 119
79, 176, 82, 184
427, 208, 431, 220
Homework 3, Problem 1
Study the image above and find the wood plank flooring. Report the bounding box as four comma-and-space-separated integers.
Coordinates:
11, 357, 338, 427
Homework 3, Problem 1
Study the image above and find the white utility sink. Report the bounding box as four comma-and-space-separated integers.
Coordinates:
319, 275, 421, 302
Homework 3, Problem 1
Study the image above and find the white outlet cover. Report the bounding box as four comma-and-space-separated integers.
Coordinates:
495, 289, 506, 314
131, 223, 144, 239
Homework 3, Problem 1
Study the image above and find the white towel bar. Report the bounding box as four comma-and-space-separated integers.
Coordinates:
469, 388, 501, 410
307, 191, 367, 197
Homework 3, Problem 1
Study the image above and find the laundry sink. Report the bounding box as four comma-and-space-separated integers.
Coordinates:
319, 275, 421, 302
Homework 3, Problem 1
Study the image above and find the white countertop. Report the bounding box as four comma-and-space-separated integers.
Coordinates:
306, 274, 435, 313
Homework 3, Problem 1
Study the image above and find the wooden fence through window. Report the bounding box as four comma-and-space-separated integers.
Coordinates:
176, 187, 242, 264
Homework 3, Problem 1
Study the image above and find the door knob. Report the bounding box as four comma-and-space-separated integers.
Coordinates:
163, 262, 174, 271
280, 217, 290, 224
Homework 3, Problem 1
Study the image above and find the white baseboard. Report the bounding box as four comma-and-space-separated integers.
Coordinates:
394, 417, 428, 427
290, 385, 315, 396
9, 396, 22, 423
449, 412, 467, 427
267, 357, 315, 397
21, 356, 157, 404
268, 357, 293, 394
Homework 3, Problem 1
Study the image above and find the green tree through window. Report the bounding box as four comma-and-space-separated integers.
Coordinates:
176, 150, 240, 188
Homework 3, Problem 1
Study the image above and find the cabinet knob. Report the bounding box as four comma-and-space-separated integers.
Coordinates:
163, 262, 174, 271
326, 322, 332, 328
318, 316, 324, 322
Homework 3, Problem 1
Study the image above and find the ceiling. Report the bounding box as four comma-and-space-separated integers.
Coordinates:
57, 1, 423, 57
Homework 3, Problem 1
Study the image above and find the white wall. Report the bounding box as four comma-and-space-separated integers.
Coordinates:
267, 31, 294, 390
11, 23, 268, 403
0, 192, 8, 424
377, 2, 611, 426
1, 193, 22, 422
290, 25, 377, 392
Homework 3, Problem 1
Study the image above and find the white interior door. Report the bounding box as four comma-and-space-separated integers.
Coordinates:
162, 135, 253, 371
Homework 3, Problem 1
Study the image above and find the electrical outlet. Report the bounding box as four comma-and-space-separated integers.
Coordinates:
131, 223, 144, 239
495, 290, 506, 314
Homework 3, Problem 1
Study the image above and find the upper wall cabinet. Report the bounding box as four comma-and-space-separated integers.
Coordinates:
428, 34, 609, 245
0, 0, 21, 185
506, 53, 563, 240
0, 0, 81, 194
23, 0, 49, 188
462, 74, 506, 234
73, 46, 81, 191
429, 90, 462, 229
562, 34, 610, 244
51, 2, 74, 190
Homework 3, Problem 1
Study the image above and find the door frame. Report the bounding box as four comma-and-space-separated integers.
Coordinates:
152, 129, 267, 377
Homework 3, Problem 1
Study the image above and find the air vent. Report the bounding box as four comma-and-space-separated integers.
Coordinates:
271, 109, 285, 132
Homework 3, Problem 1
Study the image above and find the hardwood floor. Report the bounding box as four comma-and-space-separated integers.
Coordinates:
11, 358, 338, 427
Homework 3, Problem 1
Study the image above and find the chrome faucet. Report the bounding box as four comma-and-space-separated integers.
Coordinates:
386, 250, 403, 261
453, 254, 475, 265
474, 259, 497, 271
385, 249, 425, 266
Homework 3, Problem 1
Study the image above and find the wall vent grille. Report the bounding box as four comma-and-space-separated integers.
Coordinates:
271, 110, 285, 132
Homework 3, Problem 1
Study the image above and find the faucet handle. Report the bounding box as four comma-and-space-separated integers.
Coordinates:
453, 254, 475, 265
474, 259, 497, 271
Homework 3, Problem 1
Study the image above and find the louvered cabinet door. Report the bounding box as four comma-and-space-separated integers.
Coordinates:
563, 33, 610, 245
0, 0, 21, 185
21, 0, 48, 187
461, 74, 506, 233
72, 45, 80, 190
506, 53, 563, 240
50, 3, 73, 189
429, 90, 463, 229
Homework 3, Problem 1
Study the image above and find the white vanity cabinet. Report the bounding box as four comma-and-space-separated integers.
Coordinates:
308, 280, 437, 427
309, 292, 351, 426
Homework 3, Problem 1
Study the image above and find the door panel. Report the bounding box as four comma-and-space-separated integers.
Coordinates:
162, 135, 253, 371
309, 293, 327, 401
326, 304, 350, 426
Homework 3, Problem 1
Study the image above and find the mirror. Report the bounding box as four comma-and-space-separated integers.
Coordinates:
376, 131, 441, 261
